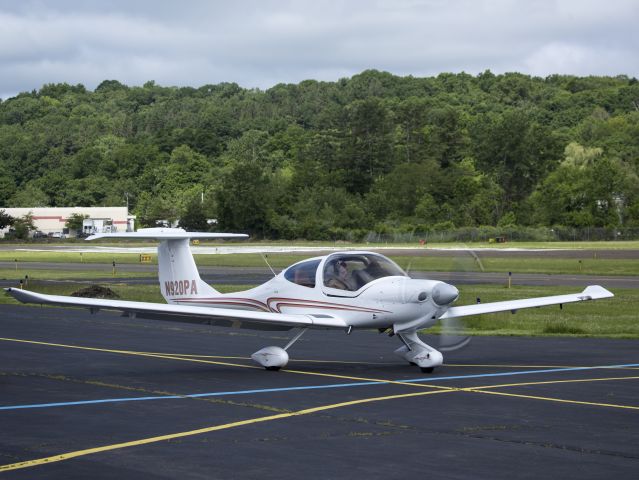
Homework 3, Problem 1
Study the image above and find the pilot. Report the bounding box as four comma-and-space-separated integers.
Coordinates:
327, 260, 357, 290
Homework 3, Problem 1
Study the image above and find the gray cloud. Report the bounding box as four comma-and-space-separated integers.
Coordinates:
0, 0, 637, 99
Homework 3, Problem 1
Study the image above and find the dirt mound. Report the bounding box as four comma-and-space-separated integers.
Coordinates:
71, 285, 120, 299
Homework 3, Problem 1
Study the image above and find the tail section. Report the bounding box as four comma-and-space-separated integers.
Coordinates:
157, 238, 218, 303
87, 228, 248, 304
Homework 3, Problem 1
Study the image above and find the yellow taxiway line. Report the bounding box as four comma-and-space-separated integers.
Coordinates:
1, 336, 638, 472
0, 389, 450, 472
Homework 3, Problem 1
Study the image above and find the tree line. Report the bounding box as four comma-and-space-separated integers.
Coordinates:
0, 70, 637, 239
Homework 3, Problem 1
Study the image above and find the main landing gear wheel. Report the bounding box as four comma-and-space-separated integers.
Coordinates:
394, 332, 443, 372
251, 346, 289, 370
251, 328, 309, 371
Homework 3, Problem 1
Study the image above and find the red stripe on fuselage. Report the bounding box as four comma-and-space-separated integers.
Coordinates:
266, 297, 389, 314
173, 296, 389, 315
174, 297, 270, 312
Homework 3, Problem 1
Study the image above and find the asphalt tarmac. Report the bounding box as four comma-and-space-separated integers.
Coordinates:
1, 305, 638, 479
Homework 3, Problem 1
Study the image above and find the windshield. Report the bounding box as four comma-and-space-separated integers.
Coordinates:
323, 253, 406, 291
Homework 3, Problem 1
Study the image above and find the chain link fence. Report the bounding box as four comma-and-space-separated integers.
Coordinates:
362, 227, 639, 244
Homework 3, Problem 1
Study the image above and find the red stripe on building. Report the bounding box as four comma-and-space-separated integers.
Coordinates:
31, 216, 66, 222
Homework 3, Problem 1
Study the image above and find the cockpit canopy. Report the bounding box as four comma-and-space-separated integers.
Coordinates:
323, 253, 407, 291
283, 258, 321, 288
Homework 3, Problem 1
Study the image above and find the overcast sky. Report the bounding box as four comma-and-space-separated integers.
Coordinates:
0, 0, 637, 99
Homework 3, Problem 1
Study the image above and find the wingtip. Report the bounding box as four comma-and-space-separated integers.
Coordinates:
583, 285, 614, 299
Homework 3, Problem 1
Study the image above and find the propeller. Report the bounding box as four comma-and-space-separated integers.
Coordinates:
439, 316, 471, 351
437, 247, 484, 351
394, 245, 480, 351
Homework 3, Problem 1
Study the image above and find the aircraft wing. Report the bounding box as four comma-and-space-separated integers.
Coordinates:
440, 285, 614, 320
5, 288, 348, 332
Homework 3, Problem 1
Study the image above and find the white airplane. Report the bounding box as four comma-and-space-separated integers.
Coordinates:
6, 228, 614, 373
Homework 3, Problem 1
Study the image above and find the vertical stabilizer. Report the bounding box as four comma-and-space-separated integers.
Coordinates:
86, 228, 248, 305
158, 238, 218, 303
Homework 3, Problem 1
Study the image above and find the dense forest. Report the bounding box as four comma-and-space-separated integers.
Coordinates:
0, 70, 638, 240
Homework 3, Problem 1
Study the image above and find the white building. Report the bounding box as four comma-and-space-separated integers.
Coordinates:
1, 207, 135, 238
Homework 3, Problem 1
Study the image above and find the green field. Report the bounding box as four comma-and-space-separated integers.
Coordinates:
0, 268, 156, 282
1, 250, 638, 276
1, 241, 637, 338
447, 284, 635, 338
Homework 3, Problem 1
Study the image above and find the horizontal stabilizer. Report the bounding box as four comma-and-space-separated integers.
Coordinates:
87, 228, 248, 241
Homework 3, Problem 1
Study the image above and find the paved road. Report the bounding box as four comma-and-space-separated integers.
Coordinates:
1, 305, 637, 479
2, 245, 639, 258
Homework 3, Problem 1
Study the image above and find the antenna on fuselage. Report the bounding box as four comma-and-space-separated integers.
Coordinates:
261, 252, 277, 277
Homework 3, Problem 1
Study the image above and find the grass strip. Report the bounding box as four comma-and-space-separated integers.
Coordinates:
1, 252, 638, 276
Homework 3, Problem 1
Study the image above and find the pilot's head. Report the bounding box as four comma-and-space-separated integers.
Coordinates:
335, 260, 347, 275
